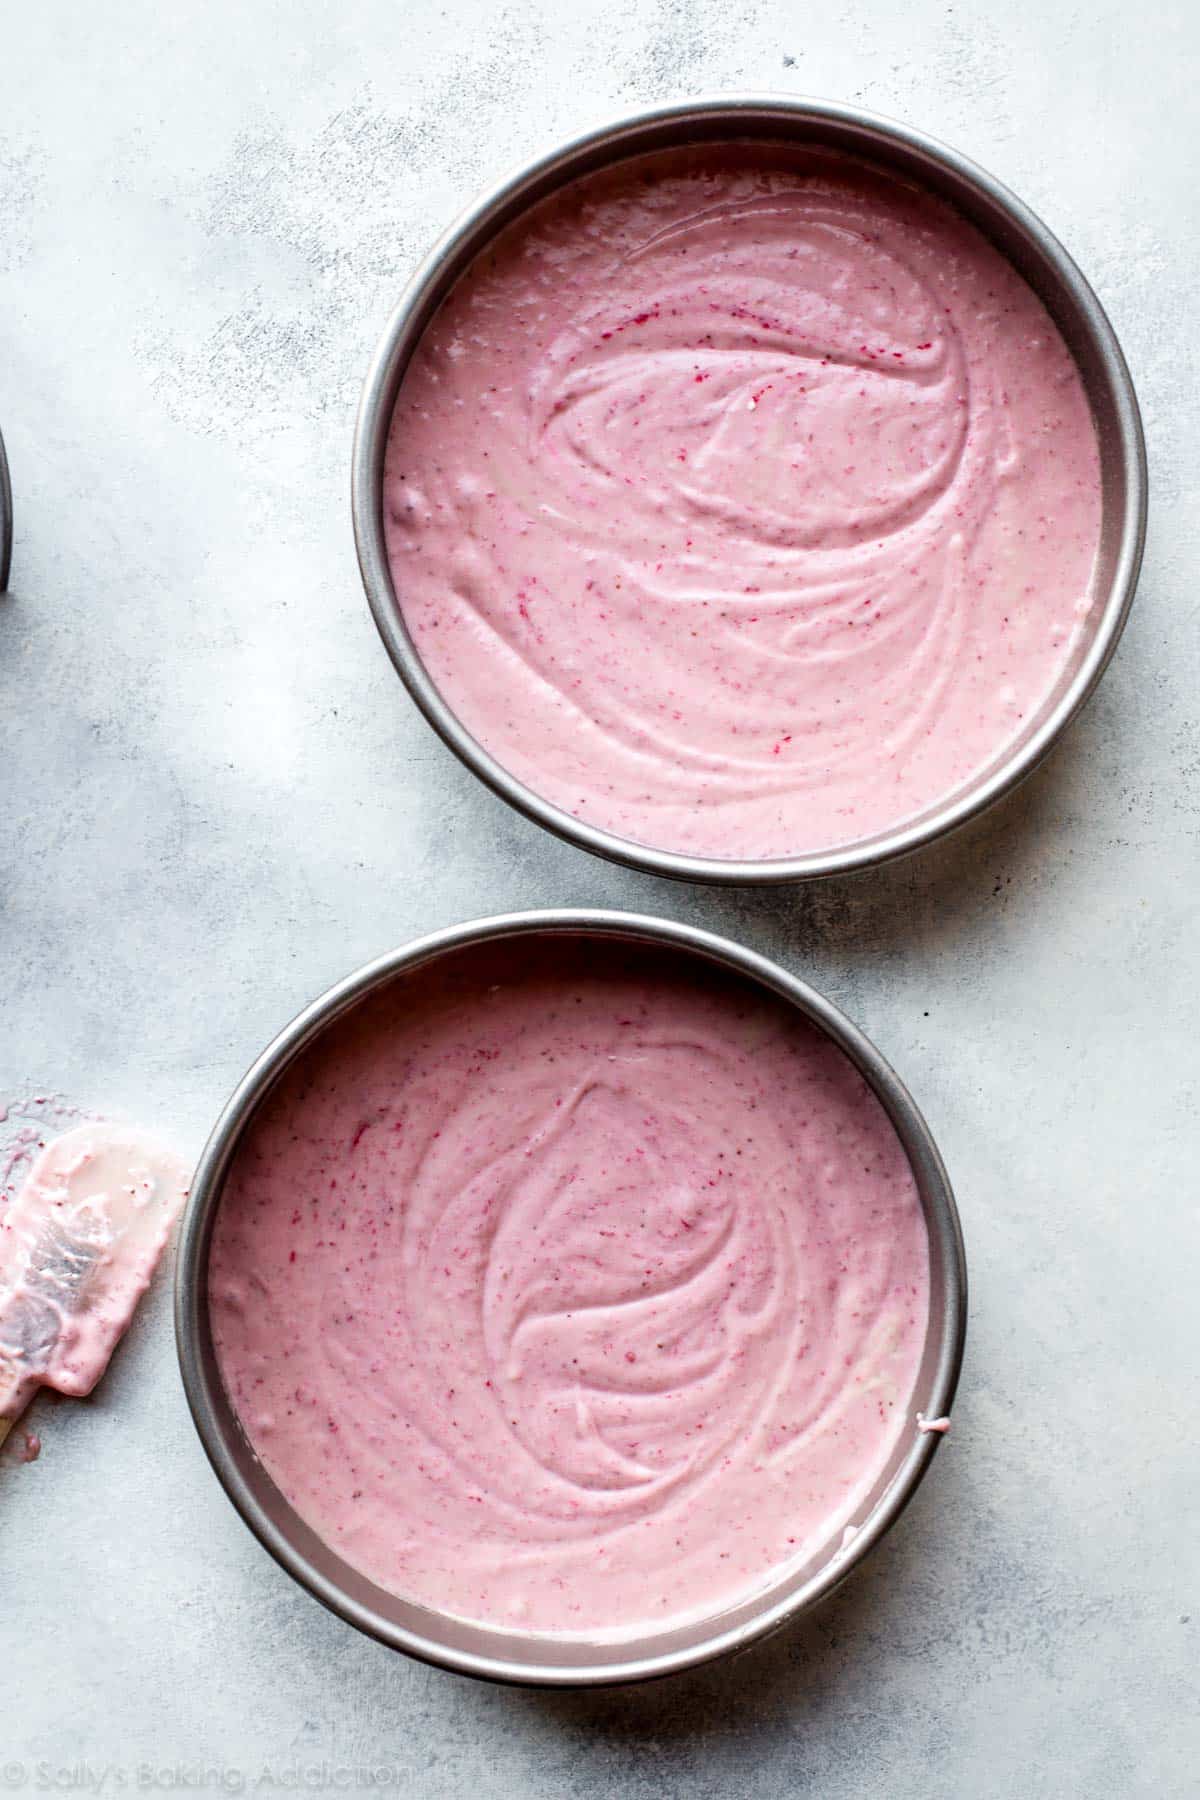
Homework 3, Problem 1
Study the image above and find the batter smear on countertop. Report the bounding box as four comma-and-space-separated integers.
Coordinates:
211, 941, 929, 1636
384, 145, 1102, 860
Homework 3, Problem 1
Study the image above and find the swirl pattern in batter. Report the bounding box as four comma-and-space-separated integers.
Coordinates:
210, 941, 929, 1636
384, 145, 1102, 859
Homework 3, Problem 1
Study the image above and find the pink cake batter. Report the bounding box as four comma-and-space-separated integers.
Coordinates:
384, 146, 1102, 860
210, 942, 930, 1636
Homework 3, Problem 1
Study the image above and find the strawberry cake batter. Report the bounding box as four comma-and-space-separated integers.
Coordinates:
384, 145, 1102, 859
210, 940, 930, 1636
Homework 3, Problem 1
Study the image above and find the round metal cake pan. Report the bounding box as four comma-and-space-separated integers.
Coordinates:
176, 909, 966, 1686
0, 423, 12, 593
352, 94, 1147, 886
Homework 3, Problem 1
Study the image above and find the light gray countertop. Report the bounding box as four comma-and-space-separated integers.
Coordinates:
1, 1, 1195, 1794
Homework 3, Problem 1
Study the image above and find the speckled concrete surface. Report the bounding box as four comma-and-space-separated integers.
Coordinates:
0, 1, 1195, 1794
